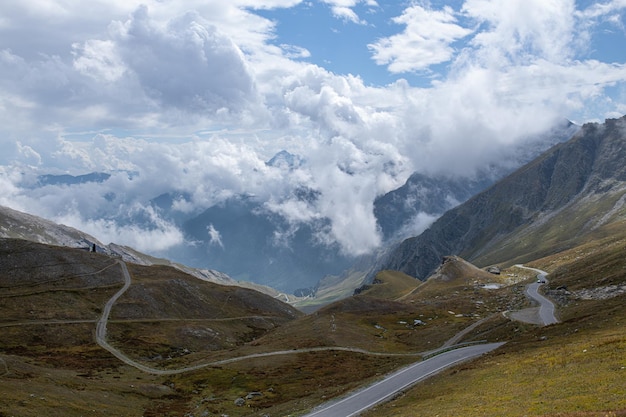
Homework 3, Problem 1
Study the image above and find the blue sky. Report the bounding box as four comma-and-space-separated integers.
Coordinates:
1, 0, 626, 256
257, 0, 626, 89
256, 1, 411, 85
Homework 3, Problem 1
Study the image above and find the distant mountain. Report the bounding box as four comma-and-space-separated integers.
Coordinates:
265, 150, 304, 170
9, 122, 578, 297
151, 123, 579, 295
35, 172, 111, 187
163, 196, 355, 293
378, 116, 626, 280
374, 173, 492, 241
374, 120, 580, 242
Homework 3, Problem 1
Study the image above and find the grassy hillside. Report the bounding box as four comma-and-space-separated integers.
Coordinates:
0, 237, 532, 416
2, 217, 625, 416
469, 189, 626, 268
362, 231, 626, 417
0, 238, 310, 416
356, 270, 421, 300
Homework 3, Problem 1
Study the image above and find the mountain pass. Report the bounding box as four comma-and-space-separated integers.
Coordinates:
303, 343, 505, 417
515, 265, 559, 326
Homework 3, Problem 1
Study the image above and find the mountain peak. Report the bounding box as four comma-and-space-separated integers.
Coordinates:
266, 150, 304, 170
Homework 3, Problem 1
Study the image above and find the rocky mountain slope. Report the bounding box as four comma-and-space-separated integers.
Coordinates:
0, 204, 101, 249
373, 120, 579, 242
378, 116, 626, 280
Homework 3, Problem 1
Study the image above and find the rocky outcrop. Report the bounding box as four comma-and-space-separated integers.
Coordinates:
547, 284, 626, 305
373, 120, 579, 242
378, 116, 626, 280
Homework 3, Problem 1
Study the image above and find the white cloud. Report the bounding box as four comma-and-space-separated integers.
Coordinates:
110, 6, 257, 114
16, 142, 42, 166
0, 0, 625, 260
68, 5, 263, 122
72, 40, 126, 82
578, 0, 626, 19
369, 4, 472, 73
280, 44, 311, 58
55, 209, 185, 253
321, 0, 378, 24
462, 0, 577, 63
403, 212, 439, 241
207, 224, 224, 248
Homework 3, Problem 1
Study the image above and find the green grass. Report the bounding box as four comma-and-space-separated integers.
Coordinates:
361, 233, 626, 417
363, 305, 625, 417
2, 227, 626, 416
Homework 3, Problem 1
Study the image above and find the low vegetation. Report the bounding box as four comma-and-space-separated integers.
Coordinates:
1, 222, 625, 416
362, 230, 626, 417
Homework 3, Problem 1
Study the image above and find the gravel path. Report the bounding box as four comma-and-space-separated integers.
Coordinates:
93, 260, 501, 375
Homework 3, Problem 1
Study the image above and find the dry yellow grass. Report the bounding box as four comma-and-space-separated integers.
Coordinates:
2, 230, 625, 416
361, 234, 626, 417
358, 270, 422, 300
363, 316, 625, 417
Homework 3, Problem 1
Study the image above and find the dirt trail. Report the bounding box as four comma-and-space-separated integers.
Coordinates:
441, 314, 498, 348
93, 260, 498, 375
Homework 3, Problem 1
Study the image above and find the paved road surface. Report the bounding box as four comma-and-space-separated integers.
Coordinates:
303, 342, 505, 417
441, 313, 497, 348
91, 259, 506, 409
515, 265, 559, 326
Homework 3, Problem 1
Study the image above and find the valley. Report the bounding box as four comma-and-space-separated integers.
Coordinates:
1, 229, 624, 416
3, 1, 626, 415
1, 117, 625, 416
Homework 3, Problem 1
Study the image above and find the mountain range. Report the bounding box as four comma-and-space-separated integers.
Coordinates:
379, 115, 626, 281
0, 116, 625, 416
373, 120, 580, 242
17, 120, 578, 294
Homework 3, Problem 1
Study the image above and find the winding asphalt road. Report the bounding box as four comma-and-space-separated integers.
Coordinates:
92, 259, 506, 416
302, 342, 505, 417
514, 265, 559, 326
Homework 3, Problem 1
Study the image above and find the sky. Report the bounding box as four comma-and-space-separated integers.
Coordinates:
1, 0, 625, 258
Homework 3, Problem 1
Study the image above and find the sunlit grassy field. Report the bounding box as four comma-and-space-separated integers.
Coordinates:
362, 233, 626, 417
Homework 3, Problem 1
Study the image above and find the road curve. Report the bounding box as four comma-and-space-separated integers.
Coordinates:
93, 261, 423, 375
302, 342, 505, 417
514, 265, 559, 326
94, 261, 147, 370
93, 261, 506, 389
90, 261, 508, 414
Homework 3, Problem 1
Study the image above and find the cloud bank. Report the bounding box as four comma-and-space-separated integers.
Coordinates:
1, 0, 625, 257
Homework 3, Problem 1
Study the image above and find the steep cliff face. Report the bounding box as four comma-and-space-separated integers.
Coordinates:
373, 172, 492, 241
379, 116, 626, 280
373, 120, 579, 242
